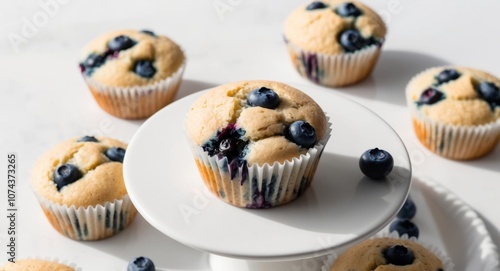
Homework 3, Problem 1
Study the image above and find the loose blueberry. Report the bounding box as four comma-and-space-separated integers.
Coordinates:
339, 29, 367, 53
477, 82, 500, 105
306, 1, 327, 10
397, 196, 417, 220
83, 53, 105, 68
416, 88, 444, 106
53, 164, 82, 190
140, 30, 156, 37
247, 87, 280, 109
359, 148, 394, 180
384, 245, 415, 266
107, 35, 136, 52
436, 69, 460, 85
285, 121, 317, 148
105, 147, 126, 163
128, 256, 155, 271
134, 60, 157, 78
389, 219, 419, 238
336, 2, 362, 17
77, 136, 99, 143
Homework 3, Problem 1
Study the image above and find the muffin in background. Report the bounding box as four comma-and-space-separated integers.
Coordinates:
0, 259, 76, 271
32, 136, 137, 240
284, 0, 386, 87
79, 29, 185, 119
328, 234, 454, 270
186, 80, 331, 208
406, 66, 500, 160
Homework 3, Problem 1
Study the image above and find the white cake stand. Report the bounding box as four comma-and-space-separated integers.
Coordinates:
123, 86, 412, 271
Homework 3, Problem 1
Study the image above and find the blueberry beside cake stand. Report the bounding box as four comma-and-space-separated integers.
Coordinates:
124, 87, 412, 271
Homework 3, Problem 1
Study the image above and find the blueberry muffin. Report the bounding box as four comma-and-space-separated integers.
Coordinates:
186, 80, 330, 208
79, 29, 185, 119
406, 67, 500, 160
330, 238, 446, 270
284, 0, 386, 87
0, 259, 75, 271
32, 136, 137, 240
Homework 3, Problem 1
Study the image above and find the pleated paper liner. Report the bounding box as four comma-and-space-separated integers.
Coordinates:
410, 112, 500, 160
35, 193, 137, 241
286, 42, 383, 88
84, 62, 185, 119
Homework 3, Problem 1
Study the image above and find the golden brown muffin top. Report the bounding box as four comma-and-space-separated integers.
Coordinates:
330, 238, 444, 270
186, 80, 328, 166
80, 29, 184, 87
407, 66, 500, 126
0, 259, 75, 271
284, 0, 386, 55
32, 136, 128, 208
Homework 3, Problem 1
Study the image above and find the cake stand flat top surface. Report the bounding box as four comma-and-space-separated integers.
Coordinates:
124, 85, 411, 261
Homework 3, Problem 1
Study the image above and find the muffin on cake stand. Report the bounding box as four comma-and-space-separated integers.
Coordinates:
123, 86, 412, 271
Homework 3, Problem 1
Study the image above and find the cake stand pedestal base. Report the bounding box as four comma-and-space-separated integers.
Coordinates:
209, 254, 330, 271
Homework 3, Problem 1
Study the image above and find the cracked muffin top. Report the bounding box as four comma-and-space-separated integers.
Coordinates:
284, 0, 386, 55
79, 29, 184, 87
407, 66, 500, 126
32, 136, 128, 208
186, 80, 328, 166
330, 238, 444, 270
0, 259, 75, 271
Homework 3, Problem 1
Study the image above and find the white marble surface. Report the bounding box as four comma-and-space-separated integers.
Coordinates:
0, 0, 499, 270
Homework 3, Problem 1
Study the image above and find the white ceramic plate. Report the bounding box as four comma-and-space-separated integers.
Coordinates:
404, 176, 500, 271
124, 86, 412, 261
321, 175, 500, 270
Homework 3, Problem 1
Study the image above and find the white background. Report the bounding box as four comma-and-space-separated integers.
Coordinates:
0, 0, 499, 270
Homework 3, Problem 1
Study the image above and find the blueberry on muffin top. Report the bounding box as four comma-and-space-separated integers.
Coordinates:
186, 80, 328, 168
32, 136, 128, 207
284, 0, 386, 55
407, 67, 500, 126
79, 29, 184, 87
330, 238, 444, 270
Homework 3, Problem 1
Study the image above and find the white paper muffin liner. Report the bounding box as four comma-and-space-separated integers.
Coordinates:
84, 61, 185, 119
189, 120, 332, 208
322, 231, 455, 271
406, 74, 500, 160
286, 42, 383, 87
35, 193, 137, 241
